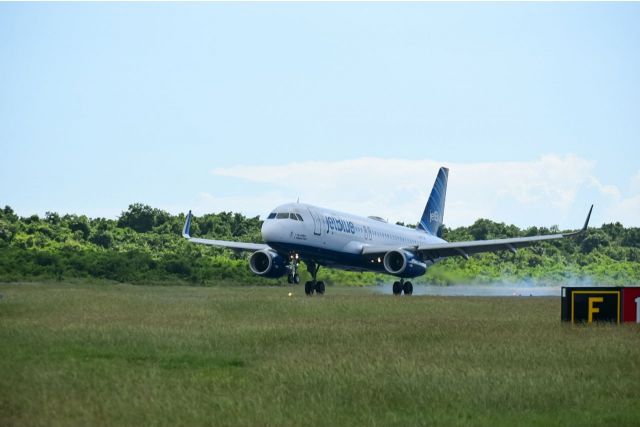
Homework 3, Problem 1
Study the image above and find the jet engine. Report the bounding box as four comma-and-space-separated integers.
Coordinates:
249, 249, 289, 278
383, 250, 427, 278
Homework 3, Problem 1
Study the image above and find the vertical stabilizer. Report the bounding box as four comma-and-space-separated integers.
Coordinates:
417, 167, 449, 235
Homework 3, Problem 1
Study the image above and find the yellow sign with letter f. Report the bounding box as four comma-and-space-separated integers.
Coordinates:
588, 297, 604, 323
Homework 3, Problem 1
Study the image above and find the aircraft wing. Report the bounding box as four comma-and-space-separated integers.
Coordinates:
362, 205, 593, 260
182, 210, 269, 252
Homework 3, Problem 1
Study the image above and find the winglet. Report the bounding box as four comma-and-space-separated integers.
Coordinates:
582, 204, 594, 232
182, 210, 193, 239
564, 204, 593, 237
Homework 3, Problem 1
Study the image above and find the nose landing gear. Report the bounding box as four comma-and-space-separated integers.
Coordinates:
287, 253, 300, 284
392, 279, 413, 296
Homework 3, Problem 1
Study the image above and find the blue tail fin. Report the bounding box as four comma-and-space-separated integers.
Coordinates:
417, 167, 449, 235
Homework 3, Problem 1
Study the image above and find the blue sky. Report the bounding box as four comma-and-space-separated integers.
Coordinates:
1, 2, 639, 228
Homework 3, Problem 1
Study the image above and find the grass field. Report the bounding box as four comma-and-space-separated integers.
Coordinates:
0, 282, 638, 427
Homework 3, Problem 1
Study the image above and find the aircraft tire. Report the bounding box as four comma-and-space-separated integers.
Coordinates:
287, 274, 294, 284
305, 281, 315, 296
315, 281, 325, 295
403, 281, 413, 295
392, 281, 402, 295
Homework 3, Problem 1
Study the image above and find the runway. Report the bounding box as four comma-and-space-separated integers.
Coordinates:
372, 283, 561, 297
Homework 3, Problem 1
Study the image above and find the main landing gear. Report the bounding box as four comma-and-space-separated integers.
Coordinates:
392, 279, 413, 296
286, 254, 323, 295
303, 260, 325, 296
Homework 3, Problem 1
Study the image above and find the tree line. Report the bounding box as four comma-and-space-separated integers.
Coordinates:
0, 203, 638, 286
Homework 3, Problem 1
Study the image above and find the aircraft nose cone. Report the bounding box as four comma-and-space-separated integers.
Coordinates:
261, 220, 279, 243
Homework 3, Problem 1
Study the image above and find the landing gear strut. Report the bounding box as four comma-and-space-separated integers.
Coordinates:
304, 260, 325, 296
392, 279, 413, 296
287, 253, 300, 285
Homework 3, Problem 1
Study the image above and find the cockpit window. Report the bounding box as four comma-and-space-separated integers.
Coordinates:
271, 212, 304, 220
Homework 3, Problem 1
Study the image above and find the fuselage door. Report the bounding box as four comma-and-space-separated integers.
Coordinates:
308, 209, 323, 236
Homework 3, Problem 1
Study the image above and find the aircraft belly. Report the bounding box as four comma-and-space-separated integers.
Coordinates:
265, 240, 387, 273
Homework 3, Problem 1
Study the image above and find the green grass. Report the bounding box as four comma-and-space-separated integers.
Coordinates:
0, 282, 638, 427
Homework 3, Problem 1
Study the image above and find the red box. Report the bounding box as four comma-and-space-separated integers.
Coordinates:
622, 287, 640, 323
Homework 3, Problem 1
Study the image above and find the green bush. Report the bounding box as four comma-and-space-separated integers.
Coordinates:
1, 205, 639, 286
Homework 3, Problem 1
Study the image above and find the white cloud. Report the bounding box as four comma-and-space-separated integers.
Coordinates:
202, 155, 640, 228
602, 171, 640, 227
608, 195, 640, 227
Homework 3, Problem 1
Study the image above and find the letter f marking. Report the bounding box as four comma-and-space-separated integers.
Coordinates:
588, 297, 603, 323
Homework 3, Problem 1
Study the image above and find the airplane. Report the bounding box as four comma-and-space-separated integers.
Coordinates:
182, 167, 593, 296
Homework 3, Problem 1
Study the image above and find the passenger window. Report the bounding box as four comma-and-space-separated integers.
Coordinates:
267, 213, 276, 219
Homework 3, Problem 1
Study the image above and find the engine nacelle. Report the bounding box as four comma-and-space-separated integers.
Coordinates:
249, 249, 289, 278
383, 250, 427, 278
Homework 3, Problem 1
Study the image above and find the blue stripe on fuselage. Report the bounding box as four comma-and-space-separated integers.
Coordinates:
266, 241, 388, 273
265, 241, 434, 276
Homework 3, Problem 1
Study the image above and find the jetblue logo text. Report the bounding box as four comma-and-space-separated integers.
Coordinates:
326, 216, 355, 234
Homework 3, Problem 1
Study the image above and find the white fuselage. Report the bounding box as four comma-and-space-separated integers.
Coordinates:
261, 202, 445, 272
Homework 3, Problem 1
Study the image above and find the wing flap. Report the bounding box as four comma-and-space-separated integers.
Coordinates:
361, 234, 564, 260
187, 237, 269, 251
415, 234, 564, 259
361, 205, 593, 260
